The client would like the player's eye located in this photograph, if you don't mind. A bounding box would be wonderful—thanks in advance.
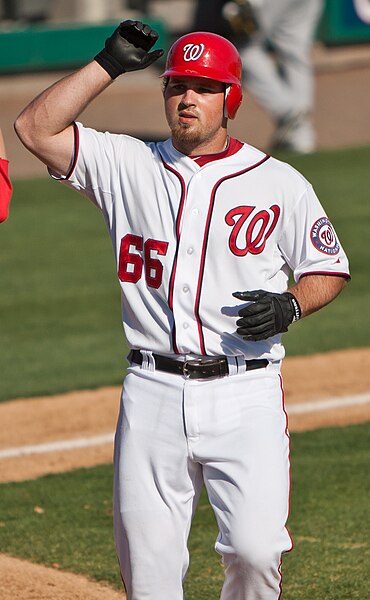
[197,85,221,94]
[171,83,186,92]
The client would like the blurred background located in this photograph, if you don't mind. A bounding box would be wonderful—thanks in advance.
[0,0,370,177]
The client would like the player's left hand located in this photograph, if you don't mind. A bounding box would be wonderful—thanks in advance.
[232,290,301,341]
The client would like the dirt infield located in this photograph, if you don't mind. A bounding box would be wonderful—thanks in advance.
[0,554,124,600]
[0,348,370,482]
[1,348,370,484]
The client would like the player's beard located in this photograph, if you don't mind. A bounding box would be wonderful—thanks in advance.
[171,123,203,148]
[170,118,225,155]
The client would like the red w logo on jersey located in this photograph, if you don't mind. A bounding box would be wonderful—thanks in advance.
[225,205,280,256]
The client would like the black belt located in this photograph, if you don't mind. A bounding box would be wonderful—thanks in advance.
[128,349,268,380]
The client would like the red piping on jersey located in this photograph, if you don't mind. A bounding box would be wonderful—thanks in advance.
[195,153,270,354]
[65,122,80,180]
[161,159,187,354]
[299,271,351,280]
[278,374,294,599]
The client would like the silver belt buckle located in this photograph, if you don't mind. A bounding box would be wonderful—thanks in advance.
[182,361,189,378]
[182,357,222,379]
[182,359,200,379]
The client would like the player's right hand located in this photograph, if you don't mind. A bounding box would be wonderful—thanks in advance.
[94,20,164,79]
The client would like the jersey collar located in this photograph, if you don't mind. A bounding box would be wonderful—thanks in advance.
[189,137,243,166]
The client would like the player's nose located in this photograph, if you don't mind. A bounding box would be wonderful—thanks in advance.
[179,88,197,106]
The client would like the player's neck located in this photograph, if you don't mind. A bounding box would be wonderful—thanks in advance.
[172,130,229,157]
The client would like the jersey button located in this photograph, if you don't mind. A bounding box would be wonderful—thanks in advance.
[182,285,189,293]
[183,323,189,329]
[192,208,199,216]
[187,247,194,255]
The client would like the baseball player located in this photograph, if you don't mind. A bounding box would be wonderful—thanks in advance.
[0,128,12,222]
[15,21,350,600]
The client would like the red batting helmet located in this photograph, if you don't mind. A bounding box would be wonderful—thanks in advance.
[161,31,243,119]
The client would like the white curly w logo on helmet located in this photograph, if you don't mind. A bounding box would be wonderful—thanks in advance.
[183,43,205,61]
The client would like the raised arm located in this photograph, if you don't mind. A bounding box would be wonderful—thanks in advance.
[14,63,111,176]
[14,20,163,177]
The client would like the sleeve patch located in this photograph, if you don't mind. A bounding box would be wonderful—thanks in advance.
[310,217,340,255]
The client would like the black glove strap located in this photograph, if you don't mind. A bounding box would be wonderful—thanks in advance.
[286,292,301,322]
[94,48,127,79]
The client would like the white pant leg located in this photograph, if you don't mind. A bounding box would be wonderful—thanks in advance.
[185,368,292,600]
[113,366,203,600]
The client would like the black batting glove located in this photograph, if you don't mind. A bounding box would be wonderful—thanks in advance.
[233,289,301,341]
[94,20,164,79]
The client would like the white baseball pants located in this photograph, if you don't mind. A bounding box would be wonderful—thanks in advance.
[113,360,292,599]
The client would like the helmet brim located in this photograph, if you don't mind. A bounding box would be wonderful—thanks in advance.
[160,67,241,88]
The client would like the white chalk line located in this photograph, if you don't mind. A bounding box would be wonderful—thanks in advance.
[0,392,369,460]
[286,391,370,415]
[0,433,115,459]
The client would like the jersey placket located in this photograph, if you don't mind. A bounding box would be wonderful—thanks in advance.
[171,172,212,355]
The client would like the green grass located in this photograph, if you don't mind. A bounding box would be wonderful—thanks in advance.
[0,145,369,400]
[0,179,125,401]
[0,465,117,585]
[0,422,368,598]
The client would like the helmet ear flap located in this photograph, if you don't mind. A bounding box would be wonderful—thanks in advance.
[225,84,243,119]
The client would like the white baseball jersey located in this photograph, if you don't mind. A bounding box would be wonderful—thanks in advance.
[58,122,350,362]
